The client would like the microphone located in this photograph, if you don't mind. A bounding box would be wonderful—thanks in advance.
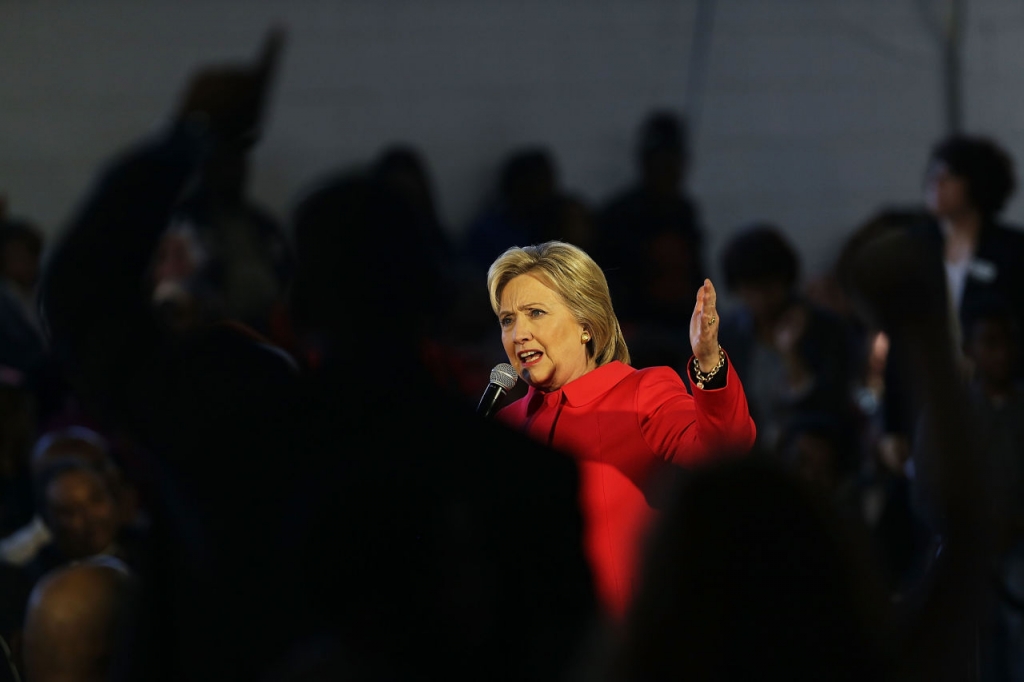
[477,363,518,418]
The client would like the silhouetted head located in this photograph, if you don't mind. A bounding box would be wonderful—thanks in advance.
[22,559,136,682]
[777,412,853,494]
[548,194,596,250]
[373,145,440,226]
[612,456,890,682]
[925,134,1016,221]
[290,172,442,372]
[962,293,1020,390]
[835,207,948,334]
[635,110,689,197]
[498,148,559,216]
[721,223,800,324]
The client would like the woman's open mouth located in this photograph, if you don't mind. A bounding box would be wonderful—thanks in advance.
[518,349,543,367]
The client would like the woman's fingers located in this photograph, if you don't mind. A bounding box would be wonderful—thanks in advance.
[703,279,717,327]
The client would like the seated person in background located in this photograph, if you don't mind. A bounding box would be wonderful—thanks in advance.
[776,410,860,516]
[717,222,856,455]
[956,294,1024,682]
[959,294,1024,546]
[21,557,136,682]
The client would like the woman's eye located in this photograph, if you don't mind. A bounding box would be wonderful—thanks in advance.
[500,316,513,327]
[529,309,545,318]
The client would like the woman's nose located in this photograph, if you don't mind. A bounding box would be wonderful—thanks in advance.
[513,319,532,342]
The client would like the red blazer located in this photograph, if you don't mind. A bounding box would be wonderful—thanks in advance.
[497,358,755,618]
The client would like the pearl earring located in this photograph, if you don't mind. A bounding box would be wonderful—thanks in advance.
[581,332,591,343]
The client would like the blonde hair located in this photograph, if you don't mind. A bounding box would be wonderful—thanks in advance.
[487,241,630,367]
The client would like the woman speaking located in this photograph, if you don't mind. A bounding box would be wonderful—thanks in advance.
[487,241,756,618]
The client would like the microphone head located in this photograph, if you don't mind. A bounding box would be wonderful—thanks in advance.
[490,363,518,390]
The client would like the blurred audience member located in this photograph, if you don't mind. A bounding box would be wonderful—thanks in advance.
[608,456,892,682]
[21,558,136,682]
[921,134,1024,346]
[148,221,209,335]
[958,295,1024,681]
[552,192,598,253]
[717,222,856,455]
[835,210,941,597]
[594,109,707,370]
[39,32,305,681]
[462,146,563,272]
[167,130,294,339]
[777,410,859,512]
[371,143,454,268]
[0,426,132,568]
[288,170,597,680]
[368,143,505,404]
[960,295,1024,537]
[22,458,136,585]
[0,214,46,385]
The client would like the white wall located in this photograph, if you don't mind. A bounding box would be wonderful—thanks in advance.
[3,0,1024,284]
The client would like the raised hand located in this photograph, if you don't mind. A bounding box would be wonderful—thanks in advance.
[689,278,721,372]
[176,25,286,147]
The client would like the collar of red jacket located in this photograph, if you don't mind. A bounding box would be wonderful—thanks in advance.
[524,360,635,408]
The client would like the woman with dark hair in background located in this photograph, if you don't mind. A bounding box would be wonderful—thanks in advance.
[922,133,1024,350]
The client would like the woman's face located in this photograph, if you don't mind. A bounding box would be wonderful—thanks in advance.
[925,160,972,218]
[498,273,595,391]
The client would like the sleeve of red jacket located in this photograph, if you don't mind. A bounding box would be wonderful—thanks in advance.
[637,353,756,466]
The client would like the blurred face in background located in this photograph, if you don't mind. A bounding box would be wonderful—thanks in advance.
[790,433,839,493]
[966,317,1018,389]
[925,161,972,218]
[45,468,119,560]
[735,278,790,328]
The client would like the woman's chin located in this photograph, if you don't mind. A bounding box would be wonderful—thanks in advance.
[522,368,542,388]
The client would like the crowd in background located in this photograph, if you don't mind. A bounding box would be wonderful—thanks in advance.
[0,37,1022,681]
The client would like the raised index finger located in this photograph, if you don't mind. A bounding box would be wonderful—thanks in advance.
[253,25,286,84]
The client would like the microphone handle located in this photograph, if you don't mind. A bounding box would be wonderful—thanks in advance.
[477,382,508,418]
